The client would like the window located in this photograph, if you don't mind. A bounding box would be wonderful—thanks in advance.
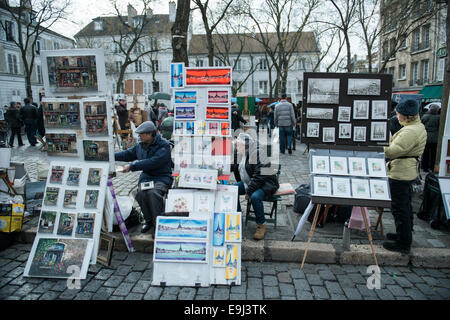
[36,64,42,83]
[389,38,396,59]
[115,61,122,73]
[382,41,389,60]
[297,80,303,94]
[36,40,41,54]
[422,25,430,49]
[399,64,406,80]
[152,60,159,72]
[412,28,420,51]
[259,58,267,70]
[389,67,395,81]
[94,20,103,31]
[5,21,14,42]
[135,60,142,73]
[214,59,223,67]
[53,42,60,50]
[412,62,419,84]
[437,58,445,82]
[422,59,429,84]
[7,53,19,74]
[233,80,243,93]
[152,81,160,92]
[298,58,306,70]
[234,59,242,71]
[259,81,268,94]
[399,35,407,49]
[195,59,204,67]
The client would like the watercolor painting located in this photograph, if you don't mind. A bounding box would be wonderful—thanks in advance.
[208,90,230,104]
[213,248,226,267]
[57,212,75,236]
[44,187,59,206]
[154,240,208,263]
[75,212,95,238]
[225,244,239,280]
[38,211,57,234]
[174,90,196,104]
[170,63,184,88]
[156,217,208,239]
[84,190,99,209]
[213,212,225,247]
[66,167,81,186]
[87,168,102,186]
[50,166,64,184]
[166,191,194,213]
[225,213,241,242]
[63,190,78,209]
[185,67,232,86]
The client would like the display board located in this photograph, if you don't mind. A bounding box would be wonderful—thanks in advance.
[302,72,393,146]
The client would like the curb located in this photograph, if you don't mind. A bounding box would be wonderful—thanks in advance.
[18,226,450,268]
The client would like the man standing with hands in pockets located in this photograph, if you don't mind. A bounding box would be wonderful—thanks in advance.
[274,93,296,154]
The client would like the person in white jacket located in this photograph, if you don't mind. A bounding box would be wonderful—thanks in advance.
[274,93,296,154]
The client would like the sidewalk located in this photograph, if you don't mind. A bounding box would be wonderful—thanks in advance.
[10,137,450,268]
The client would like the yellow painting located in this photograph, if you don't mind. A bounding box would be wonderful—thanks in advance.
[225,244,238,280]
[225,213,241,242]
[213,248,225,267]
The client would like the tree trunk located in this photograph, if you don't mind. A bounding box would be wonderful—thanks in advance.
[116,64,128,94]
[171,0,191,65]
[206,30,215,66]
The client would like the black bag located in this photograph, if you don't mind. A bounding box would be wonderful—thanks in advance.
[417,172,448,230]
[293,184,311,214]
[0,233,14,252]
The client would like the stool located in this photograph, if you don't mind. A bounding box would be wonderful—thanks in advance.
[245,195,281,228]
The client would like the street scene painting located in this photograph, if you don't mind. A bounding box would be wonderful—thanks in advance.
[175,106,196,120]
[84,190,99,209]
[66,167,81,186]
[206,106,230,120]
[155,217,208,239]
[75,212,95,238]
[349,157,367,176]
[174,90,196,104]
[63,190,78,209]
[44,187,59,206]
[57,212,75,236]
[307,78,340,104]
[313,176,331,196]
[185,67,232,86]
[170,63,184,88]
[154,240,208,263]
[46,134,78,157]
[207,90,230,104]
[84,101,108,136]
[348,78,381,96]
[83,140,109,162]
[43,102,80,128]
[38,211,57,234]
[50,165,64,184]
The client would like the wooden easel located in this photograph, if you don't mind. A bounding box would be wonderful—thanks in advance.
[300,203,379,270]
[0,171,18,196]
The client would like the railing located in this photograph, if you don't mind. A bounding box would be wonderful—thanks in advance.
[411,41,430,53]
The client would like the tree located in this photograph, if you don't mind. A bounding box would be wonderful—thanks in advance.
[171,0,191,65]
[355,0,379,73]
[0,0,70,100]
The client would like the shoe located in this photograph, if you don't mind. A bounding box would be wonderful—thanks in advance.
[382,241,410,254]
[18,144,24,147]
[9,144,13,148]
[253,223,266,240]
[386,233,398,241]
[141,223,153,234]
[288,148,292,154]
[31,143,36,146]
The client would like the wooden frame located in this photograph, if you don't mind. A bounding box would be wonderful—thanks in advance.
[97,232,115,267]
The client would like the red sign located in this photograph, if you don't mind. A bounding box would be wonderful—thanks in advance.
[185,68,232,86]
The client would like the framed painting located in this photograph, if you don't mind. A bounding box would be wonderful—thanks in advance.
[306,108,333,120]
[370,122,387,141]
[213,212,225,247]
[337,106,351,122]
[225,213,241,242]
[185,67,232,86]
[353,126,367,142]
[307,78,340,104]
[330,156,348,175]
[311,155,330,174]
[338,123,352,140]
[170,63,184,88]
[332,177,351,198]
[348,78,381,96]
[220,122,231,136]
[175,105,196,120]
[207,90,231,105]
[351,178,371,199]
[207,121,219,136]
[185,121,195,135]
[313,176,331,196]
[206,106,230,121]
[155,217,209,240]
[153,240,208,263]
[369,179,390,200]
[213,247,226,267]
[87,168,102,186]
[194,121,207,136]
[84,101,108,136]
[372,100,388,119]
[174,121,185,135]
[215,190,238,213]
[348,157,367,176]
[174,90,196,104]
[306,122,319,138]
[322,127,335,143]
[367,158,387,177]
[353,100,370,119]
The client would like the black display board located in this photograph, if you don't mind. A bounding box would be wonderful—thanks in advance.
[302,72,393,146]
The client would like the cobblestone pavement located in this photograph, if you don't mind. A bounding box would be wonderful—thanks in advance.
[0,243,449,301]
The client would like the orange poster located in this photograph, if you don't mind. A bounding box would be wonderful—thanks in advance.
[185,68,232,86]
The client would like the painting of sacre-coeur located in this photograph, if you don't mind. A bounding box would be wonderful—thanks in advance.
[370,122,387,141]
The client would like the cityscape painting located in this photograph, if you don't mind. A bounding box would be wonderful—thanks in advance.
[307,78,340,104]
[154,240,208,263]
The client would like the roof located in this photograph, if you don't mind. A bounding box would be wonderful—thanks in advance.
[74,14,172,39]
[189,32,320,55]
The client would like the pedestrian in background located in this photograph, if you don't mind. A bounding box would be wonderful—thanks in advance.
[420,104,440,172]
[20,98,38,146]
[231,103,247,131]
[274,93,296,154]
[5,101,24,147]
[267,105,275,137]
[35,102,45,138]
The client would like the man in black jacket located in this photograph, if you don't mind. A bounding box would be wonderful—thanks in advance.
[5,101,24,147]
[233,133,279,240]
[20,98,38,146]
[231,103,247,131]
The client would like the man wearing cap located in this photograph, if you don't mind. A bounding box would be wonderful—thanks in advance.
[115,121,173,234]
[383,99,427,254]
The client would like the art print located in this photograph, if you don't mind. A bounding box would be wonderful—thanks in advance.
[166,190,194,213]
[174,121,184,135]
[63,190,78,209]
[87,168,102,186]
[174,136,192,155]
[372,100,388,119]
[179,169,218,190]
[84,101,108,135]
[174,90,196,104]
[57,212,75,236]
[213,248,226,267]
[338,106,351,122]
[306,108,333,120]
[311,156,330,174]
[225,213,241,242]
[213,212,225,246]
[46,134,78,157]
[369,179,390,200]
[339,123,352,139]
[307,78,340,104]
[194,191,215,214]
[154,240,208,263]
[225,244,239,280]
[76,212,95,238]
[156,217,208,239]
[307,122,319,138]
[185,121,195,135]
[313,176,331,196]
[44,187,59,206]
[174,153,192,172]
[208,90,230,104]
[215,191,238,213]
[367,158,387,177]
[330,157,348,175]
[193,137,212,156]
[66,167,81,186]
[206,106,230,120]
[195,121,207,135]
[83,140,109,162]
[185,67,232,86]
[170,63,184,88]
[175,106,196,120]
[322,127,335,143]
[347,78,381,96]
[43,101,80,128]
[348,157,367,176]
[353,100,370,119]
[353,126,367,142]
[220,122,231,136]
[351,178,371,199]
[38,211,57,234]
[332,177,351,197]
[25,238,92,279]
[50,166,64,184]
[208,122,219,136]
[211,156,231,175]
[84,190,99,209]
[370,122,387,141]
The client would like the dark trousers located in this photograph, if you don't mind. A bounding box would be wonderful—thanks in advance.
[389,178,414,248]
[421,143,437,171]
[235,181,267,224]
[279,126,293,153]
[9,127,23,146]
[135,182,169,226]
[25,123,37,145]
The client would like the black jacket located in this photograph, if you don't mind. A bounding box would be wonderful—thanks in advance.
[5,106,22,128]
[233,147,279,197]
[231,106,247,130]
[37,105,45,136]
[20,103,38,125]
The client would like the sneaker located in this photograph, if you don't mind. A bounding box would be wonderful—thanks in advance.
[288,148,292,154]
[253,224,266,240]
[382,241,410,254]
[386,233,398,241]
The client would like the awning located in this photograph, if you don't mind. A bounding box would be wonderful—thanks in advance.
[393,90,420,94]
[419,84,443,102]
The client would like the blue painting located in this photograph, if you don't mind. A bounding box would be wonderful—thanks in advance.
[154,240,207,263]
[174,91,197,104]
[213,212,225,246]
[171,63,184,88]
[156,217,208,239]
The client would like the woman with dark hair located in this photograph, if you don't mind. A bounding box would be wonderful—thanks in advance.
[420,104,440,172]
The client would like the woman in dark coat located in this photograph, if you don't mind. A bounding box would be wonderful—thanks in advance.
[421,104,440,172]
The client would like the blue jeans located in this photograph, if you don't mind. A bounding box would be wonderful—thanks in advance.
[235,181,266,224]
[279,126,293,153]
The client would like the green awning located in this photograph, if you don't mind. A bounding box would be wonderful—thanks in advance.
[418,84,443,102]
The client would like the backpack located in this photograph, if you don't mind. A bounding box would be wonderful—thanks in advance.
[417,172,449,230]
[293,184,311,214]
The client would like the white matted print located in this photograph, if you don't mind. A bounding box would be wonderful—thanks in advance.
[313,176,332,196]
[153,240,208,264]
[348,157,367,176]
[338,106,351,122]
[332,177,351,197]
[155,217,209,240]
[215,190,238,213]
[353,126,367,142]
[330,157,348,175]
[372,100,388,119]
[213,247,226,267]
[307,122,320,138]
[307,78,340,104]
[351,178,371,199]
[225,213,241,242]
[178,168,217,190]
[367,158,387,177]
[370,122,387,141]
[353,100,370,119]
[311,156,330,174]
[165,189,195,213]
[369,179,390,200]
[322,127,335,143]
[348,78,381,96]
[306,108,333,120]
[339,123,352,139]
[193,191,215,214]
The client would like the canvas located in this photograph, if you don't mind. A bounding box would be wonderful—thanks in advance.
[213,247,226,267]
[213,212,225,246]
[313,176,331,196]
[44,187,60,206]
[330,156,348,175]
[185,67,232,86]
[57,212,76,236]
[174,90,196,104]
[83,140,109,162]
[50,166,64,184]
[332,177,351,198]
[63,190,78,209]
[155,217,208,239]
[307,78,340,104]
[367,158,387,177]
[154,240,208,263]
[76,212,96,238]
[311,156,330,174]
[38,211,57,234]
[348,157,367,176]
[225,244,239,280]
[225,213,241,242]
[84,190,99,209]
[369,179,390,200]
[166,190,195,213]
[170,63,184,88]
[208,90,230,104]
[66,167,81,186]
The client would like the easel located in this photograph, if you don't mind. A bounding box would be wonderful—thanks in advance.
[0,171,18,196]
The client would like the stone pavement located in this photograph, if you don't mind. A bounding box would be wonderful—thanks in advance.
[0,242,449,300]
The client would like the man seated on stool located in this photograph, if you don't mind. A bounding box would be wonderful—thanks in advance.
[233,133,279,240]
[115,121,173,234]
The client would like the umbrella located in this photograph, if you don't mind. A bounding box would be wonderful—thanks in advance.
[148,92,171,100]
[255,98,262,102]
[268,101,279,107]
[231,97,237,103]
